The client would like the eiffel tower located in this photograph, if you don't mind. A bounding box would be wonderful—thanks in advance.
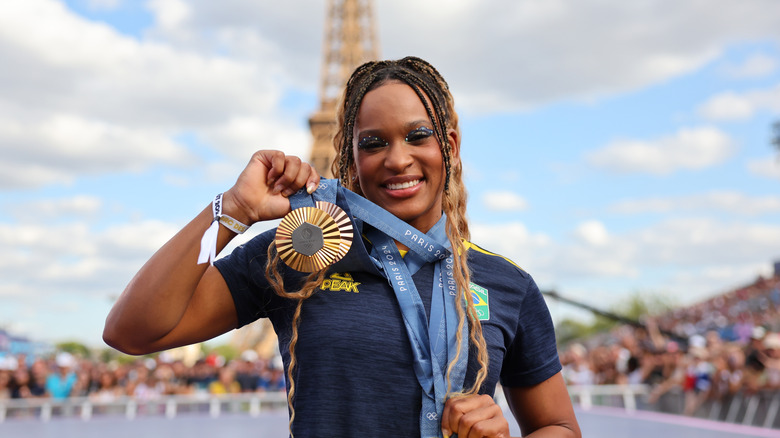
[223,1,380,360]
[308,0,380,177]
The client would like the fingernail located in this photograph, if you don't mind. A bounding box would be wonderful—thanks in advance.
[306,182,316,194]
[272,184,283,194]
[281,188,294,197]
[442,429,450,438]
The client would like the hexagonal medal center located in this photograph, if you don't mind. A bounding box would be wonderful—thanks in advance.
[291,222,324,256]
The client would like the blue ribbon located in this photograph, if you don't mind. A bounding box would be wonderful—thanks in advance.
[290,179,449,263]
[289,179,468,437]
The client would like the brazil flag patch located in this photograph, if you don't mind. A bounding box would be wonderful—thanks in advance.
[469,282,490,321]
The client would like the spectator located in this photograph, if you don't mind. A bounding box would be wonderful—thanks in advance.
[10,367,45,398]
[130,364,164,402]
[90,370,122,403]
[743,326,767,393]
[209,365,241,395]
[235,353,261,392]
[0,368,12,399]
[187,359,217,394]
[1,268,778,422]
[710,345,744,398]
[562,344,595,386]
[761,332,780,389]
[682,344,713,416]
[45,352,78,400]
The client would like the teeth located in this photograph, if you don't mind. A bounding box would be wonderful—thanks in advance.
[386,180,420,190]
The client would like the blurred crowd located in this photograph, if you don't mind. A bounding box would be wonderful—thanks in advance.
[2,273,779,421]
[561,274,780,416]
[0,350,285,403]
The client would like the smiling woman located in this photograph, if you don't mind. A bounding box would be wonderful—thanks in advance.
[351,81,456,233]
[103,56,581,438]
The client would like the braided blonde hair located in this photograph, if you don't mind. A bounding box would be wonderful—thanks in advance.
[266,56,489,434]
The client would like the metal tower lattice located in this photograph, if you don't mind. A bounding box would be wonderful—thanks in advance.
[309,0,379,177]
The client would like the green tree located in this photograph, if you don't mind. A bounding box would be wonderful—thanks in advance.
[554,291,676,345]
[615,291,676,320]
[56,341,90,358]
[202,343,239,362]
[555,318,599,346]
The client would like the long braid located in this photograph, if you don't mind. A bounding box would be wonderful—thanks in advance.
[264,244,328,438]
[271,57,489,436]
[333,56,490,396]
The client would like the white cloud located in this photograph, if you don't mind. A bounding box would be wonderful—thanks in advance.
[0,218,180,305]
[142,0,322,90]
[99,220,184,257]
[200,116,311,162]
[668,262,776,301]
[724,53,778,78]
[699,83,780,121]
[586,127,735,175]
[0,204,272,345]
[470,222,552,270]
[376,0,780,112]
[0,161,73,189]
[472,220,637,280]
[747,155,780,180]
[147,0,191,31]
[610,191,780,216]
[574,220,609,246]
[119,0,780,112]
[10,195,103,222]
[482,191,528,212]
[2,0,777,191]
[0,114,194,188]
[0,7,279,127]
[632,218,780,266]
[697,92,757,120]
[471,216,780,306]
[0,0,303,189]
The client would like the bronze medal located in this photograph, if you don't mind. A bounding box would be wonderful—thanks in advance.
[275,201,353,272]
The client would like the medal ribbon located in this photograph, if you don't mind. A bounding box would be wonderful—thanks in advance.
[290,179,449,263]
[290,179,468,437]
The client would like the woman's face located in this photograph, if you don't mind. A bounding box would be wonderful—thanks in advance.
[352,81,458,233]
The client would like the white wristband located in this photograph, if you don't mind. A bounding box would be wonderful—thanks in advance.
[197,193,249,265]
[219,214,249,234]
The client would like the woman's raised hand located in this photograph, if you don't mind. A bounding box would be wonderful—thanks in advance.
[221,150,321,225]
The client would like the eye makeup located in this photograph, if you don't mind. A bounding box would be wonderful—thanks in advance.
[357,135,389,150]
[356,126,435,150]
[405,126,434,142]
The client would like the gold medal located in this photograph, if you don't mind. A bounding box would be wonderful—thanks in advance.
[275,201,353,272]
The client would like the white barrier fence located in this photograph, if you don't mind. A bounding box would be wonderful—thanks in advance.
[566,384,780,430]
[567,383,651,412]
[0,392,289,422]
[2,385,779,430]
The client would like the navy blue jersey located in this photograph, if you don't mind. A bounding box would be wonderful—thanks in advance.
[215,229,560,436]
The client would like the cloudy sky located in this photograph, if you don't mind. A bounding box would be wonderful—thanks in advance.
[2,0,780,348]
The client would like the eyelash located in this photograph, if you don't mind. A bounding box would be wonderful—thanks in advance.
[405,126,434,143]
[357,136,388,150]
[357,127,435,150]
